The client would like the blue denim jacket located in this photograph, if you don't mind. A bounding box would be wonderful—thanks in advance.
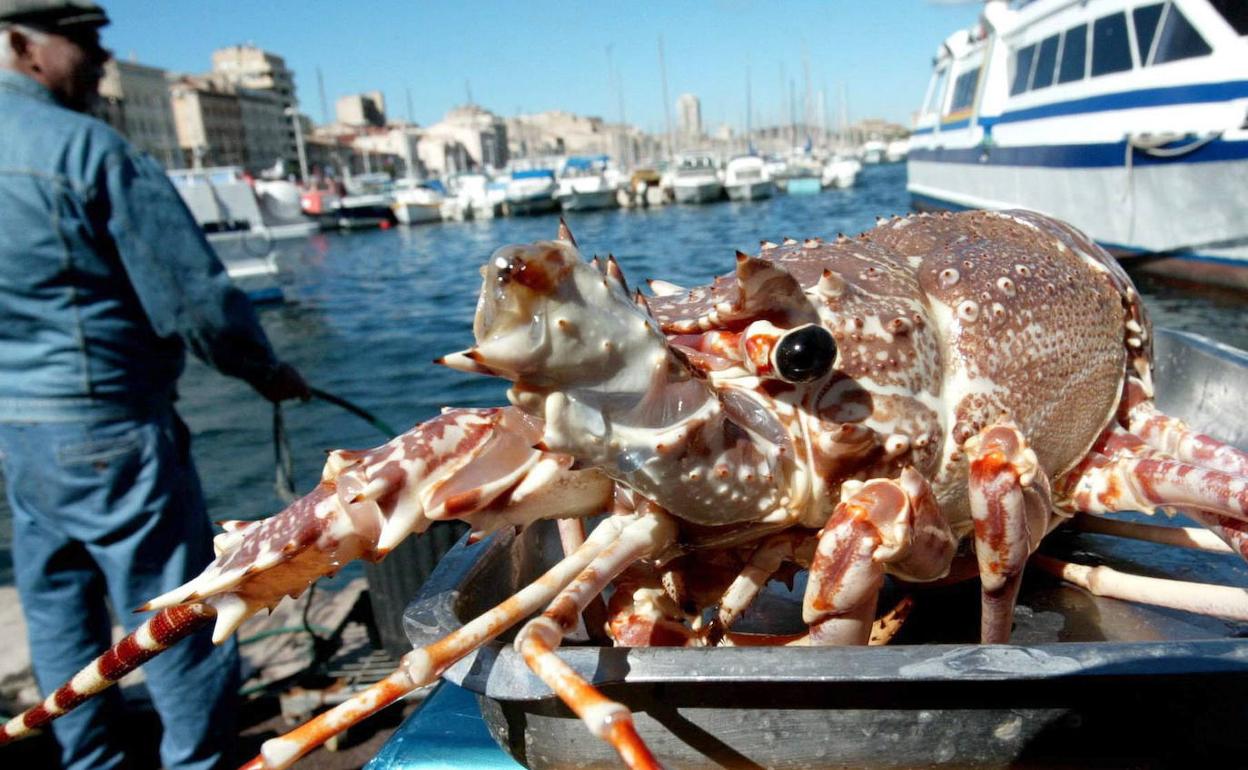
[0,70,280,422]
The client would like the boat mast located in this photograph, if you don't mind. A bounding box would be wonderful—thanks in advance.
[745,63,752,154]
[658,35,674,158]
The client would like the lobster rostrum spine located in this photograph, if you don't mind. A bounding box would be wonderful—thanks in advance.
[4,212,1248,770]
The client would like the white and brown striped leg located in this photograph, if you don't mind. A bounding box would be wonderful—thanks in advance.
[0,604,215,745]
[966,424,1057,644]
[1068,455,1248,524]
[803,467,957,645]
[703,532,806,645]
[243,514,636,770]
[1127,398,1248,477]
[515,508,678,770]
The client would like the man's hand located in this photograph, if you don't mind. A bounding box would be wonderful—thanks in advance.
[258,361,312,403]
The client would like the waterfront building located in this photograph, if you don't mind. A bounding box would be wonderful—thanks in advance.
[169,75,247,169]
[210,45,300,171]
[233,84,289,175]
[420,105,508,176]
[94,59,180,168]
[336,92,386,128]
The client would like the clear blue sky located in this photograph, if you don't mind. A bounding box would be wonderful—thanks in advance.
[98,1,982,131]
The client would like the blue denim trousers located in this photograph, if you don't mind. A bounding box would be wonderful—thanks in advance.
[0,404,239,770]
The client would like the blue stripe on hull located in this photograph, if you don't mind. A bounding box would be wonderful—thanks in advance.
[912,80,1248,136]
[907,191,1247,268]
[908,137,1248,168]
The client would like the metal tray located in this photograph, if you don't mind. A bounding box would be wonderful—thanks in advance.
[401,330,1248,769]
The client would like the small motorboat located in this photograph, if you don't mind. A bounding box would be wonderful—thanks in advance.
[723,155,775,202]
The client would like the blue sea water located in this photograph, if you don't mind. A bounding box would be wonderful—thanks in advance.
[0,163,1245,585]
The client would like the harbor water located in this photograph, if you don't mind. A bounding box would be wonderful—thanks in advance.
[1,163,1245,584]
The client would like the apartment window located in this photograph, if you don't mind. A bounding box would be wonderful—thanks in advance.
[1092,12,1132,76]
[1010,44,1036,95]
[949,67,980,113]
[1058,24,1088,83]
[1032,34,1060,90]
[1153,5,1212,63]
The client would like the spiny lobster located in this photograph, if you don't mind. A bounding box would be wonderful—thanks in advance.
[4,211,1247,769]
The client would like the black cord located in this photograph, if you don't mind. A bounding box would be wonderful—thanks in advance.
[308,386,399,439]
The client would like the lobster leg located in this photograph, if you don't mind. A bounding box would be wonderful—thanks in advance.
[1067,456,1248,522]
[1128,399,1248,477]
[705,532,803,644]
[1032,554,1248,621]
[1070,513,1234,554]
[966,424,1056,644]
[803,467,956,645]
[244,513,637,770]
[514,508,677,770]
[0,604,215,744]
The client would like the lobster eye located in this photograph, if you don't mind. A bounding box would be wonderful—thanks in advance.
[774,324,837,383]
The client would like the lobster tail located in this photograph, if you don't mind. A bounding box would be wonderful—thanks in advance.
[0,603,215,745]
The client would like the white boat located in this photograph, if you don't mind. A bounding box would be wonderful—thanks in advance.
[168,166,319,242]
[908,0,1248,289]
[167,167,315,303]
[441,173,504,220]
[505,168,559,216]
[822,155,862,189]
[860,139,887,164]
[671,153,724,204]
[555,155,618,212]
[392,178,446,225]
[885,138,910,163]
[723,155,775,201]
[334,172,397,229]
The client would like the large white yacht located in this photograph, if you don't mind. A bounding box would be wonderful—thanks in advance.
[908,0,1248,288]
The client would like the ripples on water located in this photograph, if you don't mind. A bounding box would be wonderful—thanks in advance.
[0,163,1244,582]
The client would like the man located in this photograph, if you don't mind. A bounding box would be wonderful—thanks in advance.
[0,2,310,768]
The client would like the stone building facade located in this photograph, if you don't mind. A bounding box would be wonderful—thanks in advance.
[95,60,180,168]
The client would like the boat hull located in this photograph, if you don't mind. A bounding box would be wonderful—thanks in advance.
[558,188,618,212]
[673,180,724,204]
[393,201,443,225]
[506,194,559,216]
[726,180,775,201]
[784,176,822,196]
[908,139,1248,289]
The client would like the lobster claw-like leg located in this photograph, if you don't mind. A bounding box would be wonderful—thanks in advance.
[0,406,614,754]
[513,505,678,770]
[967,424,1057,644]
[802,467,957,645]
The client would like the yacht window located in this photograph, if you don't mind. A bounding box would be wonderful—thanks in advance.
[1031,34,1060,90]
[1133,4,1164,63]
[1010,44,1036,95]
[1092,12,1132,76]
[1153,5,1212,63]
[1058,24,1088,83]
[949,68,980,113]
[926,67,950,114]
[1210,0,1248,35]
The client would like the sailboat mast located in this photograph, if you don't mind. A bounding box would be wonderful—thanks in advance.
[658,35,674,158]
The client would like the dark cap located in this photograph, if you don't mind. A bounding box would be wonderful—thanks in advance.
[0,0,109,30]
